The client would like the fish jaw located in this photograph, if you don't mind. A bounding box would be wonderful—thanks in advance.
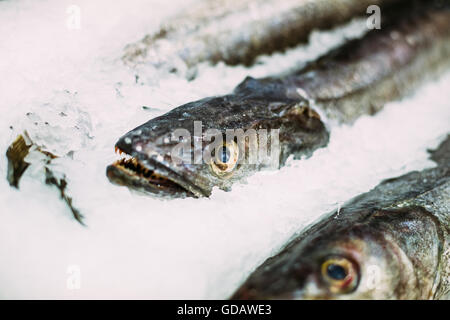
[106,133,212,198]
[106,162,197,198]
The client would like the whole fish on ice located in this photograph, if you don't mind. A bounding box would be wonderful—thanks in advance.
[108,1,450,198]
[231,135,450,300]
[123,0,405,77]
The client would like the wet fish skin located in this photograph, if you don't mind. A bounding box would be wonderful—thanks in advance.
[231,136,450,300]
[284,0,450,122]
[123,0,404,76]
[108,1,450,198]
[108,93,329,198]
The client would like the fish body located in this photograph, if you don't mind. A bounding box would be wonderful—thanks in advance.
[123,0,405,76]
[285,1,450,122]
[231,136,450,300]
[108,1,450,198]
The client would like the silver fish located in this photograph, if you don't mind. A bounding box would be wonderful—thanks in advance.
[231,135,450,300]
[123,0,405,77]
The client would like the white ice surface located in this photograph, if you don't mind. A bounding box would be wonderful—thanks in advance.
[0,0,449,299]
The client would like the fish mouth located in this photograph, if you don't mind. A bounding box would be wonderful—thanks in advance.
[106,146,205,198]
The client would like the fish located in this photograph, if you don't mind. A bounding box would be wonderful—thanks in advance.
[230,135,450,300]
[107,0,450,198]
[123,0,405,77]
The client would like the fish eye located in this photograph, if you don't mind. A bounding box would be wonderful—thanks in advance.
[321,256,359,294]
[219,146,231,163]
[210,141,239,176]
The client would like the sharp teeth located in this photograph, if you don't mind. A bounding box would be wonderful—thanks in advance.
[114,150,156,179]
[115,147,126,156]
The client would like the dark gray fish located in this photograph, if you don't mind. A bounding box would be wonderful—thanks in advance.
[123,0,404,77]
[231,135,450,300]
[108,1,450,198]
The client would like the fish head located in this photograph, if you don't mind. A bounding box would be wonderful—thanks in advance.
[107,87,328,198]
[231,207,439,300]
